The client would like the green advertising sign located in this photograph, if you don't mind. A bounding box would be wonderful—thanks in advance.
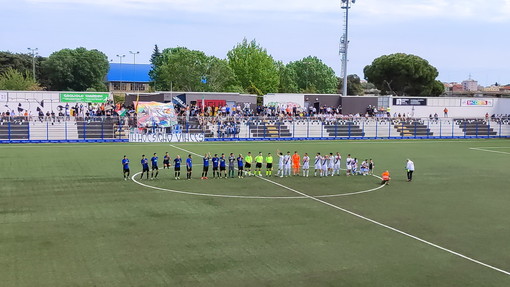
[59,93,109,103]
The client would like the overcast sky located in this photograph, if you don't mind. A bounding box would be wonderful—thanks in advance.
[1,0,509,86]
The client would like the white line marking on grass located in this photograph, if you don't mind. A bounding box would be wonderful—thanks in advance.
[128,144,386,199]
[469,147,510,155]
[169,144,510,277]
[131,171,386,199]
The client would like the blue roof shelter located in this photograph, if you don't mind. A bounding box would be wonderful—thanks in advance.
[107,63,151,83]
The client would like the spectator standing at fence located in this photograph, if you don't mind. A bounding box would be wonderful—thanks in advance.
[406,159,415,182]
[443,108,448,117]
[150,153,159,180]
[174,155,182,179]
[122,155,130,180]
[186,155,193,180]
[140,155,149,180]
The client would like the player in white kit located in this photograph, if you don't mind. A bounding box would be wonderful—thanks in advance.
[333,152,342,176]
[314,153,322,177]
[277,151,284,177]
[327,153,335,176]
[321,155,328,177]
[346,154,353,176]
[283,151,291,177]
[302,153,310,177]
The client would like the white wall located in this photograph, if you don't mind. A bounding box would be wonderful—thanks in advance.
[263,93,305,109]
[0,91,112,116]
[389,97,510,118]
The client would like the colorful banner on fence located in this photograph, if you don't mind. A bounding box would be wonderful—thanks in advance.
[136,101,177,128]
[59,92,109,103]
[461,99,493,107]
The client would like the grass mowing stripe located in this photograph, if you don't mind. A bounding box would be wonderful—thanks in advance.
[170,144,510,278]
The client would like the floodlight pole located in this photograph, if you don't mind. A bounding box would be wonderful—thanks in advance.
[129,51,139,93]
[340,0,355,97]
[27,48,38,80]
[116,54,126,91]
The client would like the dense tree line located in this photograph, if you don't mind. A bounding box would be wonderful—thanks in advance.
[0,48,109,91]
[149,39,342,95]
[1,42,448,97]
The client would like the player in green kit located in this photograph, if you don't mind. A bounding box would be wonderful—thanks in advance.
[244,152,253,176]
[265,153,273,177]
[254,152,263,176]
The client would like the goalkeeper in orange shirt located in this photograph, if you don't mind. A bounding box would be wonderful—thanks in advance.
[292,151,301,176]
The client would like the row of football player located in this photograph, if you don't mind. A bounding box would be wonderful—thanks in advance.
[122,152,375,180]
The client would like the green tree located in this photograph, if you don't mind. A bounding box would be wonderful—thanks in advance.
[363,53,443,96]
[149,44,162,90]
[338,74,364,95]
[277,61,299,93]
[206,57,243,93]
[0,68,41,90]
[227,38,279,95]
[286,56,338,94]
[151,47,242,92]
[42,47,109,91]
[0,51,46,85]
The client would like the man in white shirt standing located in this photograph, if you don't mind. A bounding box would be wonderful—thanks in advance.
[406,159,415,182]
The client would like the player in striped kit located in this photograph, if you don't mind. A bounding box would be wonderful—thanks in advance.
[321,154,328,177]
[302,153,310,177]
[333,152,342,176]
[314,153,322,177]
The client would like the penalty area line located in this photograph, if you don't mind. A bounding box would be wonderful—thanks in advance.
[170,144,510,277]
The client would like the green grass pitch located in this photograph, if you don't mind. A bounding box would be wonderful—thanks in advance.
[1,139,510,286]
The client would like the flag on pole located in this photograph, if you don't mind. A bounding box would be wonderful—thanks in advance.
[135,93,140,112]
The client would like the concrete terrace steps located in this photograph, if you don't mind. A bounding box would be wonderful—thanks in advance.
[393,121,434,137]
[323,122,365,137]
[455,120,498,136]
[29,120,79,140]
[0,121,29,140]
[248,121,292,138]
